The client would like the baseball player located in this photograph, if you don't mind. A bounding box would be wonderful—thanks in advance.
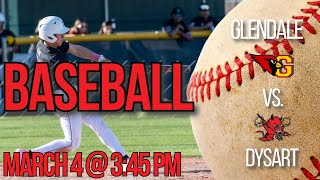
[15,16,129,161]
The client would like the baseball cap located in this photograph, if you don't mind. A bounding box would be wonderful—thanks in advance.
[171,7,184,17]
[199,3,210,11]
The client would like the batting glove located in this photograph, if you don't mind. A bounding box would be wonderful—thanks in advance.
[98,55,111,62]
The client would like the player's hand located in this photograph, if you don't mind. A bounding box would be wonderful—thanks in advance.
[177,24,184,31]
[178,32,192,41]
[97,55,111,62]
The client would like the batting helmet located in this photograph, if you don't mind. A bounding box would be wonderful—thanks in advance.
[38,16,69,43]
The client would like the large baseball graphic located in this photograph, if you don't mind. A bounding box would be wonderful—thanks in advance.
[188,0,320,179]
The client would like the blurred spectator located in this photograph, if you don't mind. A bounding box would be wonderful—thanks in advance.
[163,7,192,41]
[162,7,192,101]
[78,21,89,34]
[68,18,82,34]
[68,19,89,34]
[0,12,18,63]
[98,21,113,35]
[25,23,39,68]
[189,3,217,31]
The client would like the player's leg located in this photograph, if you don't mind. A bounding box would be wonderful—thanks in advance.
[82,112,128,156]
[30,111,83,153]
[16,88,83,154]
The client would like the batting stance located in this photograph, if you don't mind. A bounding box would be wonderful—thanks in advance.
[15,16,129,160]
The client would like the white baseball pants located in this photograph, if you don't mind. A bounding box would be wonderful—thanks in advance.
[31,89,127,156]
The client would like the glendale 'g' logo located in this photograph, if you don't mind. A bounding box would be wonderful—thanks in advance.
[251,55,294,77]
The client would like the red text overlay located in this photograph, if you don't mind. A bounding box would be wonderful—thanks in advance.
[4,62,193,111]
[3,151,181,178]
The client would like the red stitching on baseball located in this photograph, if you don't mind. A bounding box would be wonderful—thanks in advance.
[200,70,207,102]
[234,57,245,86]
[254,44,267,55]
[187,1,320,103]
[289,23,305,44]
[207,68,214,100]
[215,65,223,97]
[294,156,320,180]
[255,39,294,57]
[244,53,255,79]
[225,62,233,92]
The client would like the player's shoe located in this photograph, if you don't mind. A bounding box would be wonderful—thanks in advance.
[122,155,129,172]
[15,149,29,153]
[15,149,29,161]
[15,149,31,176]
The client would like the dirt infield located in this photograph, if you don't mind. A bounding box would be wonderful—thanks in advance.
[0,157,214,179]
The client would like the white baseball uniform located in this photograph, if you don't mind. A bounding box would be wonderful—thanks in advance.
[32,40,127,156]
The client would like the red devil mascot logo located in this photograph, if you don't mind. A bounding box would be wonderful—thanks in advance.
[254,114,291,141]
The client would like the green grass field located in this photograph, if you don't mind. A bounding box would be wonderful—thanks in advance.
[0,112,200,162]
